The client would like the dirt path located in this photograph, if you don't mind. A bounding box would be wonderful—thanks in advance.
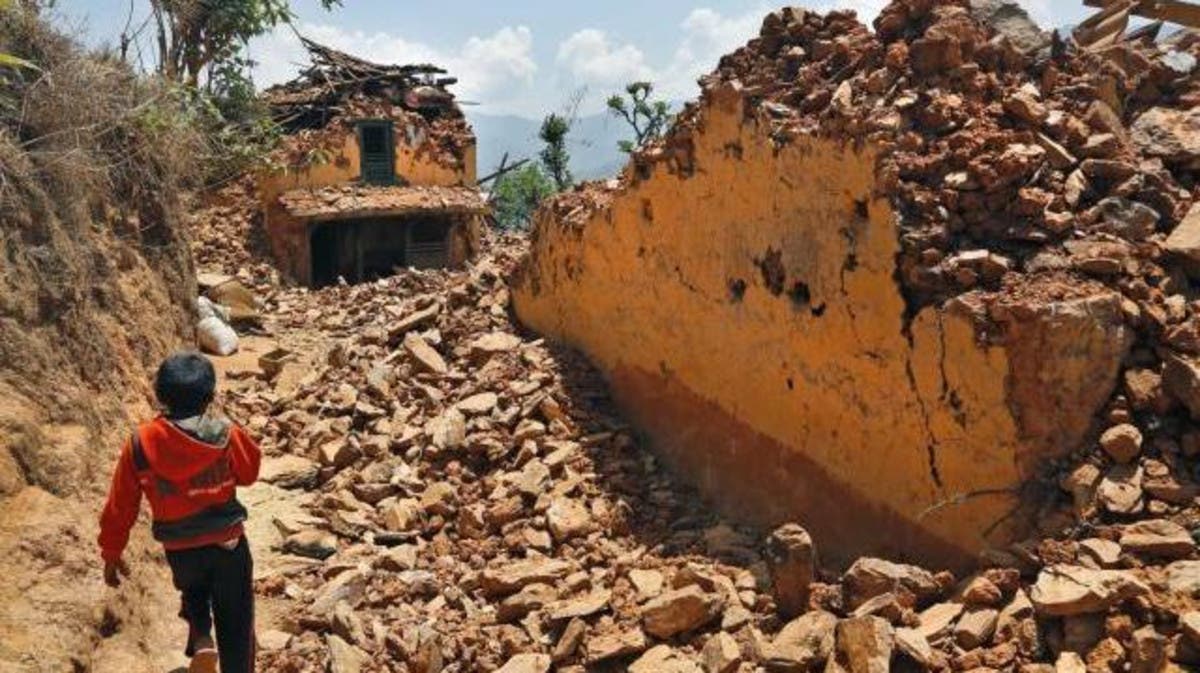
[81,330,328,672]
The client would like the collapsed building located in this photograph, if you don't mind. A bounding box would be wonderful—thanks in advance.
[514,0,1200,569]
[260,40,484,287]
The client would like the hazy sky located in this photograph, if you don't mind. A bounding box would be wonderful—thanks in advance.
[54,1,1094,118]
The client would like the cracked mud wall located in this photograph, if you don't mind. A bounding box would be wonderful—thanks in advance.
[513,90,1130,568]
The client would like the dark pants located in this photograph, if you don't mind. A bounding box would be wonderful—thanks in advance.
[165,537,256,673]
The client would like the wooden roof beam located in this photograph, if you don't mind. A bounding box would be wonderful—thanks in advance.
[1083,0,1200,28]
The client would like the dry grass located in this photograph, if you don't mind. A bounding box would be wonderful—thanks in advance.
[0,3,196,452]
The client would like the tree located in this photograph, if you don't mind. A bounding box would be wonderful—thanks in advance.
[607,81,672,153]
[538,112,573,191]
[147,0,340,86]
[491,163,556,230]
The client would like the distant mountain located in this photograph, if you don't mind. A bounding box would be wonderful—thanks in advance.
[466,110,632,182]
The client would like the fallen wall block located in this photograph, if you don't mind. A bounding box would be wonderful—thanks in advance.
[514,89,1132,568]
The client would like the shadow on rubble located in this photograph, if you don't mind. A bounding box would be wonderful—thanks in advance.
[541,340,767,572]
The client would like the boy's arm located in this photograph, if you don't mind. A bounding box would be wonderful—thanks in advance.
[229,425,262,486]
[97,439,142,564]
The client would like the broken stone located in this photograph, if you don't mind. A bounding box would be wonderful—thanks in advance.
[894,627,935,669]
[766,523,817,618]
[259,454,320,489]
[455,391,498,415]
[1180,612,1200,646]
[1055,652,1087,673]
[404,333,448,374]
[327,634,367,673]
[629,568,665,599]
[425,408,466,451]
[1029,565,1149,616]
[382,498,423,533]
[916,601,964,642]
[1129,625,1167,673]
[1164,354,1200,418]
[629,645,703,673]
[481,558,571,597]
[419,481,457,517]
[377,544,418,572]
[585,628,647,665]
[833,616,894,673]
[1097,464,1144,515]
[310,570,367,617]
[1078,538,1122,568]
[1165,204,1200,266]
[773,610,837,666]
[1124,369,1171,414]
[1004,91,1046,125]
[495,653,551,673]
[1099,424,1143,464]
[702,632,741,673]
[469,331,522,359]
[547,590,611,621]
[640,586,723,638]
[319,439,360,469]
[389,302,440,340]
[546,497,591,541]
[1095,197,1159,240]
[961,576,1003,607]
[1119,519,1196,559]
[552,618,587,663]
[844,557,940,609]
[1131,107,1200,165]
[1168,561,1200,597]
[955,607,999,650]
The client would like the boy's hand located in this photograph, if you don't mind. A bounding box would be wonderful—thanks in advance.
[103,558,130,587]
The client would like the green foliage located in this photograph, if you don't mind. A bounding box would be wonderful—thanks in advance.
[606,81,672,153]
[150,0,342,85]
[538,112,573,191]
[0,52,34,69]
[491,163,555,230]
[132,77,280,187]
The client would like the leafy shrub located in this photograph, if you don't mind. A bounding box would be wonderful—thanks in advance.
[492,163,556,230]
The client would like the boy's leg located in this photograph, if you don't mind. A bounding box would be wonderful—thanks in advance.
[165,547,215,657]
[210,537,256,673]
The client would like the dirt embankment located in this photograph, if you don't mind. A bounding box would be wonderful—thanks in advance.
[0,7,197,671]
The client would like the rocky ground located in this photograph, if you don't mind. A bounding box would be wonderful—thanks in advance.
[189,174,1200,673]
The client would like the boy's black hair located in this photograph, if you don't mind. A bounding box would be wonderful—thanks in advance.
[155,352,216,418]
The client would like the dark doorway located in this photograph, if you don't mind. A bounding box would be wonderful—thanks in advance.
[309,216,453,287]
[357,120,395,185]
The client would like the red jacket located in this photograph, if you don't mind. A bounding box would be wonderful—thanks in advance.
[98,415,261,563]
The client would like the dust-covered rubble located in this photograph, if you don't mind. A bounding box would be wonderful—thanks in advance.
[180,0,1200,671]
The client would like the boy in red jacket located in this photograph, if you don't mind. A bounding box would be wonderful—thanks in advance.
[99,352,262,673]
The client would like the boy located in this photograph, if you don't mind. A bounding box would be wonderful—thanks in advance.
[99,352,262,673]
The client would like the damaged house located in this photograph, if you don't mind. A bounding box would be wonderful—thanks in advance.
[260,39,484,287]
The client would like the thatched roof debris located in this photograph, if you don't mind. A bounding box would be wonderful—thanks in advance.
[263,36,462,133]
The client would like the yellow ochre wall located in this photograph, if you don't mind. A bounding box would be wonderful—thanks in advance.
[259,128,477,284]
[512,87,1129,569]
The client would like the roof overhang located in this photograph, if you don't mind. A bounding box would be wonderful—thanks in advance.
[279,185,489,221]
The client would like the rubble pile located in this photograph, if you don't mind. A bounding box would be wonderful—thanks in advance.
[182,1,1200,671]
[189,178,281,290]
[191,220,778,671]
[508,0,1200,670]
[191,201,1200,672]
[550,0,1200,315]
